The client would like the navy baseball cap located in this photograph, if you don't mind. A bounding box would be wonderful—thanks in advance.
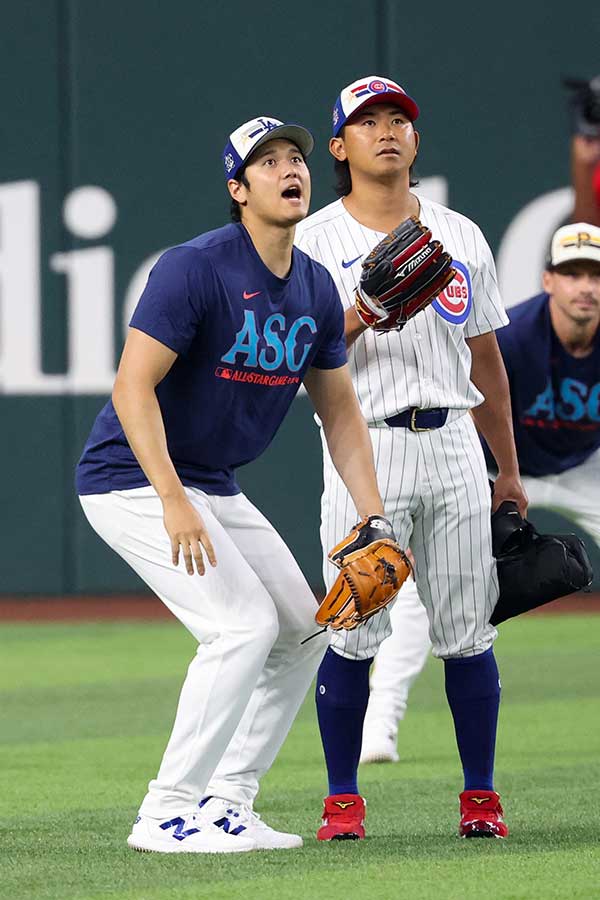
[223,116,314,180]
[332,76,419,137]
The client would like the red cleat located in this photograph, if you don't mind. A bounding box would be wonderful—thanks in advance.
[459,790,509,839]
[317,794,366,841]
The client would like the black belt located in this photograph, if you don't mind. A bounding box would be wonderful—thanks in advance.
[384,407,449,432]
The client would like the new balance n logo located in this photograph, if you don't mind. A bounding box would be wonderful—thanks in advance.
[159,816,201,841]
[214,814,247,836]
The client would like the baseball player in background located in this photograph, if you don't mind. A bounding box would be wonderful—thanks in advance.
[295,76,528,840]
[486,223,600,538]
[354,222,600,770]
[77,115,392,854]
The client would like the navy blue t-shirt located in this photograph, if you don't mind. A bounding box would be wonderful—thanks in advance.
[483,293,600,476]
[76,223,346,495]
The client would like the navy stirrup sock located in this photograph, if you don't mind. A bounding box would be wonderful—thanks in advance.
[315,647,372,796]
[444,647,501,791]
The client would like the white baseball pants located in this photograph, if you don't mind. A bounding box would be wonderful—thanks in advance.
[521,447,600,547]
[320,412,499,660]
[80,486,327,815]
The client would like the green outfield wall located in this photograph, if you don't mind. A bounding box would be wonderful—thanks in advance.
[1,1,599,594]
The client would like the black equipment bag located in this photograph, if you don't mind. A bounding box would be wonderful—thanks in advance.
[489,501,594,626]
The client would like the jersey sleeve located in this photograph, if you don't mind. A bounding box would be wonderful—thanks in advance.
[309,273,347,370]
[129,246,209,355]
[464,227,509,338]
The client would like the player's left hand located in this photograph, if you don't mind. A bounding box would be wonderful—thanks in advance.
[355,217,456,331]
[162,494,217,576]
[315,516,411,631]
[491,472,528,518]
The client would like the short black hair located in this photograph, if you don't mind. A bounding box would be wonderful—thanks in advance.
[230,168,250,222]
[333,158,419,197]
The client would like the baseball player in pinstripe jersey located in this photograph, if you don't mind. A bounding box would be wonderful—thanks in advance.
[356,222,600,769]
[295,76,528,839]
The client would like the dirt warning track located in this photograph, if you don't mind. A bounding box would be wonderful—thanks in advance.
[0,592,599,622]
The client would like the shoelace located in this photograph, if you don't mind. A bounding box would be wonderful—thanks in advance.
[201,800,269,830]
[233,805,266,828]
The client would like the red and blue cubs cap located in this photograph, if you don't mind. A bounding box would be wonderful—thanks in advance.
[332,76,419,137]
[223,116,314,180]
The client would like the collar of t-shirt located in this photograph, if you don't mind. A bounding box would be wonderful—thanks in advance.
[236,222,294,297]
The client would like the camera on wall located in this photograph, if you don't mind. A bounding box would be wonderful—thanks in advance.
[564,75,600,138]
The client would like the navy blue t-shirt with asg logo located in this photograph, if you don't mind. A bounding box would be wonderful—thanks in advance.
[482,293,600,477]
[76,223,346,496]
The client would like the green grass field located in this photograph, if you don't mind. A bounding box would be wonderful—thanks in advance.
[1,616,599,900]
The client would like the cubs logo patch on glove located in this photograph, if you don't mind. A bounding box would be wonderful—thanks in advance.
[315,516,411,631]
[354,216,456,332]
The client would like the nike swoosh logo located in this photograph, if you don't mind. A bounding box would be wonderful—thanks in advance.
[341,256,361,269]
[243,290,261,300]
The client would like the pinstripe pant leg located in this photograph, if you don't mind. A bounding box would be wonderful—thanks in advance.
[320,427,418,661]
[410,414,498,659]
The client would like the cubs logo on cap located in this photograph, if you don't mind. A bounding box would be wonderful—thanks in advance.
[223,116,314,180]
[332,76,419,136]
[548,222,600,268]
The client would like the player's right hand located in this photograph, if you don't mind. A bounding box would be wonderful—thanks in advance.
[161,495,217,576]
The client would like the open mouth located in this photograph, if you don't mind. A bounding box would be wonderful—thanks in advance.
[282,185,302,200]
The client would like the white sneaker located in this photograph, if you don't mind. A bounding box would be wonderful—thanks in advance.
[359,733,400,764]
[127,813,255,854]
[197,796,303,850]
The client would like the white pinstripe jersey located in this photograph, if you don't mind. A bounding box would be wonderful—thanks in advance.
[295,197,508,425]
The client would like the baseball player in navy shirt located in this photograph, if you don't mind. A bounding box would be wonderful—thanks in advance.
[485,222,600,532]
[77,116,390,854]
